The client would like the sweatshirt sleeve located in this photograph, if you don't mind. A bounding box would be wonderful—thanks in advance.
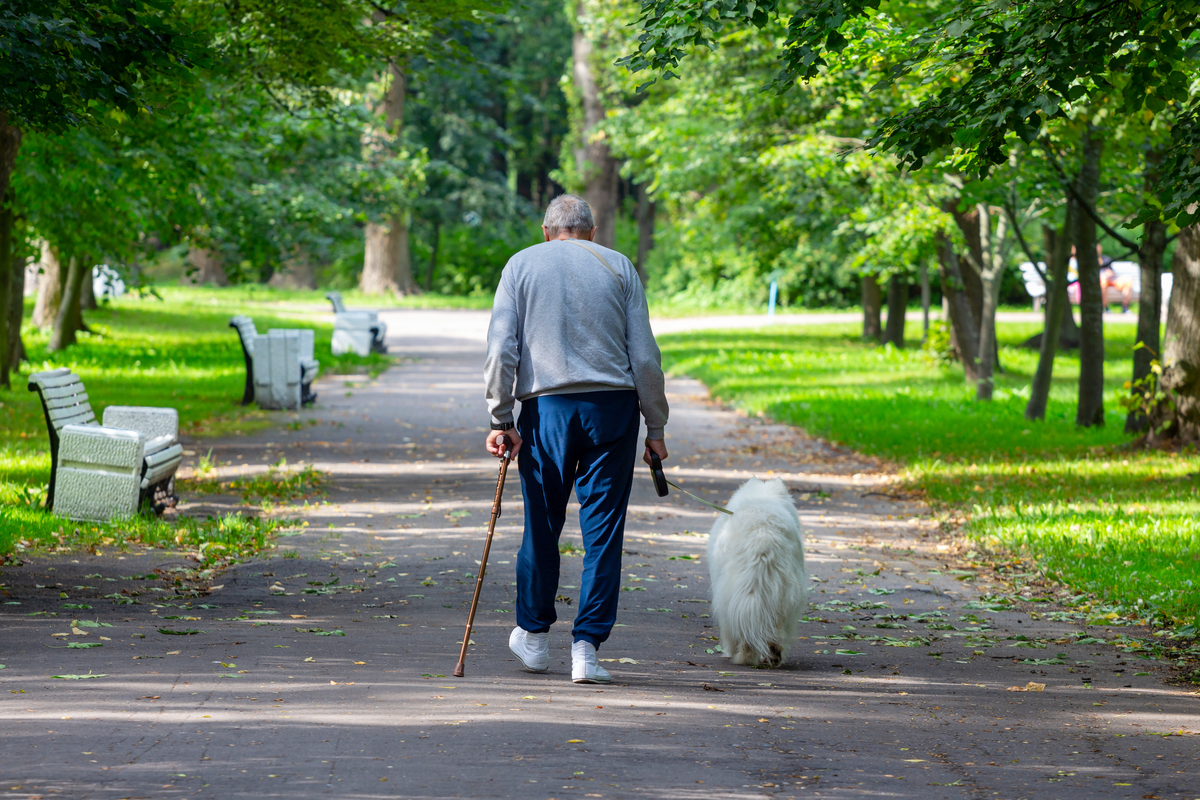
[484,268,520,426]
[624,267,669,439]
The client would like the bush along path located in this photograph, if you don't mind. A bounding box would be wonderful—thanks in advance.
[0,309,1196,799]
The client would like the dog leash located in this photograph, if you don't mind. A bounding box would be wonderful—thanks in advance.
[649,452,734,515]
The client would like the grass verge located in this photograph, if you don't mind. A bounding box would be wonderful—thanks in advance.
[1,289,382,557]
[659,321,1200,633]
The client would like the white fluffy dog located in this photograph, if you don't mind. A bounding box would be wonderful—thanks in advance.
[707,478,806,667]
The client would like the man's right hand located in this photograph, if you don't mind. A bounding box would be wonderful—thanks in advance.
[487,429,523,459]
[643,437,668,467]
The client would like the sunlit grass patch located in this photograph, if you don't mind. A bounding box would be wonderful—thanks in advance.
[1,510,280,569]
[1,287,386,559]
[659,320,1200,629]
[180,460,327,509]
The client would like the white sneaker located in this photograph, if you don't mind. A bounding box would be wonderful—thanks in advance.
[571,640,612,684]
[509,627,549,672]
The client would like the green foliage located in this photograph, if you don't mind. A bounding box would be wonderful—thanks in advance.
[659,321,1200,628]
[0,0,200,132]
[624,0,1200,224]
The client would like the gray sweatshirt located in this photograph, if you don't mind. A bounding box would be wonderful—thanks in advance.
[485,238,669,438]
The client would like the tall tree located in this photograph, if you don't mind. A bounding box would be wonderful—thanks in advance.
[361,63,418,295]
[1151,222,1200,441]
[1025,198,1078,420]
[573,0,621,247]
[1074,125,1106,427]
[0,0,196,379]
[1126,150,1169,433]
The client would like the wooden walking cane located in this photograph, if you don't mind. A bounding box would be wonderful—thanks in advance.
[453,436,510,678]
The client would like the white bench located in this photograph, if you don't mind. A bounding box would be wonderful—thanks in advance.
[1024,260,1172,315]
[326,292,388,356]
[1019,262,1048,311]
[229,316,319,410]
[28,368,184,521]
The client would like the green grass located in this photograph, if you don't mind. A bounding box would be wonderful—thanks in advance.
[659,321,1200,630]
[1,289,387,556]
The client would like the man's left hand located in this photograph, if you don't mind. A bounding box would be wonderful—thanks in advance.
[487,429,522,459]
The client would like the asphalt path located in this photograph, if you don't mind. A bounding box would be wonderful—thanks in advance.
[0,308,1196,800]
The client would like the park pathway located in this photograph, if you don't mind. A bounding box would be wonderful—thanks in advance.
[0,309,1197,800]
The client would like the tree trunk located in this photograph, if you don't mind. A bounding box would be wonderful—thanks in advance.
[861,274,882,341]
[80,263,97,310]
[7,249,24,371]
[268,248,317,290]
[1075,125,1106,427]
[33,241,63,328]
[1150,221,1200,442]
[50,253,87,351]
[1026,197,1078,420]
[5,209,25,373]
[634,182,656,286]
[425,220,440,293]
[882,275,909,348]
[919,260,930,342]
[572,12,620,249]
[0,113,19,238]
[1126,218,1166,433]
[0,195,12,388]
[973,204,1010,401]
[1044,222,1083,348]
[185,248,229,286]
[936,231,980,382]
[361,63,419,295]
[1126,153,1167,433]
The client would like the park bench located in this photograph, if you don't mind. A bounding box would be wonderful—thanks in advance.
[1023,260,1173,315]
[326,291,388,356]
[229,316,319,410]
[1019,261,1048,311]
[28,368,184,521]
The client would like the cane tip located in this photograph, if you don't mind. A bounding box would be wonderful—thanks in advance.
[452,663,465,678]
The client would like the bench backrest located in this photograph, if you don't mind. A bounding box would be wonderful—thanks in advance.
[229,316,260,357]
[1109,261,1141,291]
[28,368,97,436]
[326,292,347,313]
[1018,262,1047,296]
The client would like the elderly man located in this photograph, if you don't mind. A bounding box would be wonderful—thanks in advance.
[484,194,669,684]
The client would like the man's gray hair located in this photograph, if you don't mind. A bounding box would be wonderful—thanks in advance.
[543,194,595,238]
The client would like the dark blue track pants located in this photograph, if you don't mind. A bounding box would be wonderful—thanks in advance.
[515,389,639,648]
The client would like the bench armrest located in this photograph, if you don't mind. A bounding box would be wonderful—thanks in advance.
[59,424,145,471]
[102,406,179,441]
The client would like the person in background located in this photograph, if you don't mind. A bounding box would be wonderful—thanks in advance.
[1097,243,1134,312]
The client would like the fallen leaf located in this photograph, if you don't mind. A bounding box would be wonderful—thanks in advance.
[303,657,315,662]
[567,739,585,743]
[290,615,307,619]
[1026,682,1046,692]
[166,650,181,656]
[354,661,365,665]
[51,674,107,680]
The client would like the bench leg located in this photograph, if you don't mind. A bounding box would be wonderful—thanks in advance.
[140,477,179,516]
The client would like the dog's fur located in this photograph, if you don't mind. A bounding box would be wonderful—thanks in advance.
[707,478,806,667]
